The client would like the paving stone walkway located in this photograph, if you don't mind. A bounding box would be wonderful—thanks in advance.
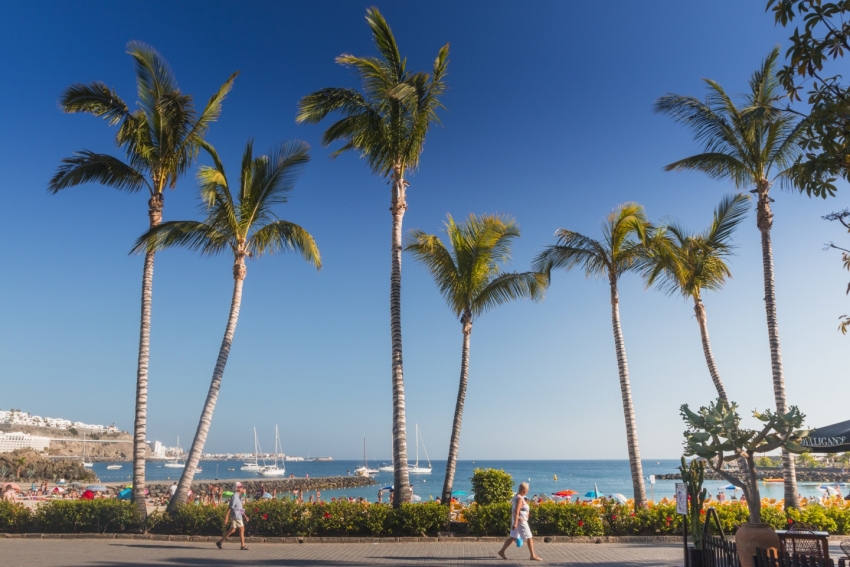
[1,539,682,566]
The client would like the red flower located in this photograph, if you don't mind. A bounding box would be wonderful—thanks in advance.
[323,512,331,519]
[630,513,635,517]
[788,519,793,524]
[254,507,259,513]
[666,516,672,524]
[331,497,336,501]
[700,510,705,515]
[262,513,269,520]
[611,515,617,520]
[578,520,584,527]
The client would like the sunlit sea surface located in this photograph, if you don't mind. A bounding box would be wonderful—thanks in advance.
[89,459,843,503]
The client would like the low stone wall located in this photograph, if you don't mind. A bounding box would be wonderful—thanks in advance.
[108,476,376,498]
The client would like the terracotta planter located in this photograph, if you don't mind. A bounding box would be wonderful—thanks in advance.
[735,522,780,567]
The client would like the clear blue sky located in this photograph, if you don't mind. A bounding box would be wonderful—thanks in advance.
[1,1,846,461]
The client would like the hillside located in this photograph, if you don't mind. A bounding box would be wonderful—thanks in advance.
[0,424,143,460]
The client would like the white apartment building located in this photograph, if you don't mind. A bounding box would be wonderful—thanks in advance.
[0,431,50,453]
[0,410,116,433]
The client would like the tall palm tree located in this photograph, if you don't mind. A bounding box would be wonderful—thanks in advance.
[533,203,651,508]
[48,42,237,519]
[654,47,805,507]
[133,140,321,511]
[406,214,548,504]
[296,7,448,506]
[643,194,750,401]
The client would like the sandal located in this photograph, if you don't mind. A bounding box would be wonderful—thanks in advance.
[240,546,250,550]
[215,541,222,549]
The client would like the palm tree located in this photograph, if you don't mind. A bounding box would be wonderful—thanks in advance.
[654,47,805,507]
[533,203,651,508]
[296,7,448,506]
[406,214,547,504]
[643,194,750,401]
[133,140,321,511]
[48,42,237,520]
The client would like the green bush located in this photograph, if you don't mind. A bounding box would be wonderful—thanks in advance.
[787,505,839,533]
[636,502,682,534]
[470,468,513,506]
[34,500,140,533]
[0,502,33,533]
[389,502,449,536]
[464,501,511,536]
[531,501,605,536]
[147,503,227,536]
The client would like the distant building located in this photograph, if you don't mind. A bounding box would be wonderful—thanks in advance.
[151,441,165,458]
[0,431,50,453]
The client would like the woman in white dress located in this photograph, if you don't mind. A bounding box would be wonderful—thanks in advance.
[497,482,542,561]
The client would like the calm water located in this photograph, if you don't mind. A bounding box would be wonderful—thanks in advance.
[89,459,843,503]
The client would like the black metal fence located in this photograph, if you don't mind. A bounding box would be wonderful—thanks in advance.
[753,548,845,567]
[703,507,741,567]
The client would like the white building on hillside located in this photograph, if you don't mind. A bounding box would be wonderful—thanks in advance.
[0,431,50,453]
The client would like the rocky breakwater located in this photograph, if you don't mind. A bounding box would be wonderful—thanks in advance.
[655,468,850,483]
[118,475,376,498]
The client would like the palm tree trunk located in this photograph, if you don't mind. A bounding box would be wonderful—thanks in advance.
[756,185,799,509]
[609,275,647,508]
[390,168,411,507]
[168,257,245,511]
[441,314,472,504]
[693,297,727,401]
[132,192,163,522]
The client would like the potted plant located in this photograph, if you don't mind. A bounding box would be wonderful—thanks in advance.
[680,398,808,567]
[679,456,707,567]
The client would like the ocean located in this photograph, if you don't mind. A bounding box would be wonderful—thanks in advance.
[89,459,841,503]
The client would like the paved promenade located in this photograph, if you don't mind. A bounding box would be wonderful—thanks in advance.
[1,539,682,566]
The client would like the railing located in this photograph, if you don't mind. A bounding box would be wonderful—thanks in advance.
[703,507,741,567]
[753,548,842,567]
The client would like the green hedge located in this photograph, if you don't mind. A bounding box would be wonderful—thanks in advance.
[148,500,448,537]
[2,499,849,536]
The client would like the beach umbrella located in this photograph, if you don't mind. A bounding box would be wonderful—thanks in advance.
[609,493,628,504]
[553,490,576,497]
[411,494,422,502]
[262,493,273,499]
[87,485,107,492]
[3,483,20,491]
[80,490,95,500]
[724,485,738,490]
[584,484,603,498]
[381,485,394,490]
[798,419,850,453]
[452,490,467,496]
[118,488,132,500]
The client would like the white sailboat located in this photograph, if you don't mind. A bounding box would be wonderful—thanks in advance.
[408,424,432,474]
[106,464,122,470]
[164,437,186,468]
[259,425,286,476]
[241,428,265,472]
[81,433,93,468]
[354,437,378,476]
[378,439,394,472]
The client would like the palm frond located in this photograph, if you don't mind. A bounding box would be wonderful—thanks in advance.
[127,41,179,119]
[60,82,128,125]
[131,220,230,256]
[663,153,752,187]
[296,88,371,125]
[705,193,750,247]
[48,151,150,194]
[179,71,239,157]
[405,229,461,314]
[249,220,321,269]
[532,230,609,279]
[241,140,310,232]
[365,7,403,83]
[470,271,548,317]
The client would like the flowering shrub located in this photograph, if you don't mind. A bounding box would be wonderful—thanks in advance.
[531,501,605,536]
[147,504,226,535]
[34,500,140,533]
[464,501,511,535]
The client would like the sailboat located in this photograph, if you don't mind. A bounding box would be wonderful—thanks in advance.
[164,437,186,468]
[408,424,432,474]
[354,437,378,476]
[259,425,286,476]
[378,439,394,472]
[241,428,265,472]
[81,433,93,468]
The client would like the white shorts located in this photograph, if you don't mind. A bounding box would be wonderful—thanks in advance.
[231,516,244,529]
[510,521,532,540]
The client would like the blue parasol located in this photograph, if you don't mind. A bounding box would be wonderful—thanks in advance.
[452,490,467,496]
[584,483,602,498]
[118,488,132,500]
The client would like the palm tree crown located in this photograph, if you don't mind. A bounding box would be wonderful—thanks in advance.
[407,214,547,322]
[533,203,650,279]
[296,7,448,180]
[653,47,801,195]
[644,193,749,302]
[134,140,321,270]
[50,41,238,200]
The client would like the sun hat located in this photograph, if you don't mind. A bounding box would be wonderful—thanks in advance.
[235,482,243,489]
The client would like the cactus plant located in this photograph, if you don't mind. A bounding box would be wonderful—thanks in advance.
[679,456,707,549]
[680,398,807,523]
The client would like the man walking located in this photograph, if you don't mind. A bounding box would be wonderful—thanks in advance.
[216,482,250,550]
